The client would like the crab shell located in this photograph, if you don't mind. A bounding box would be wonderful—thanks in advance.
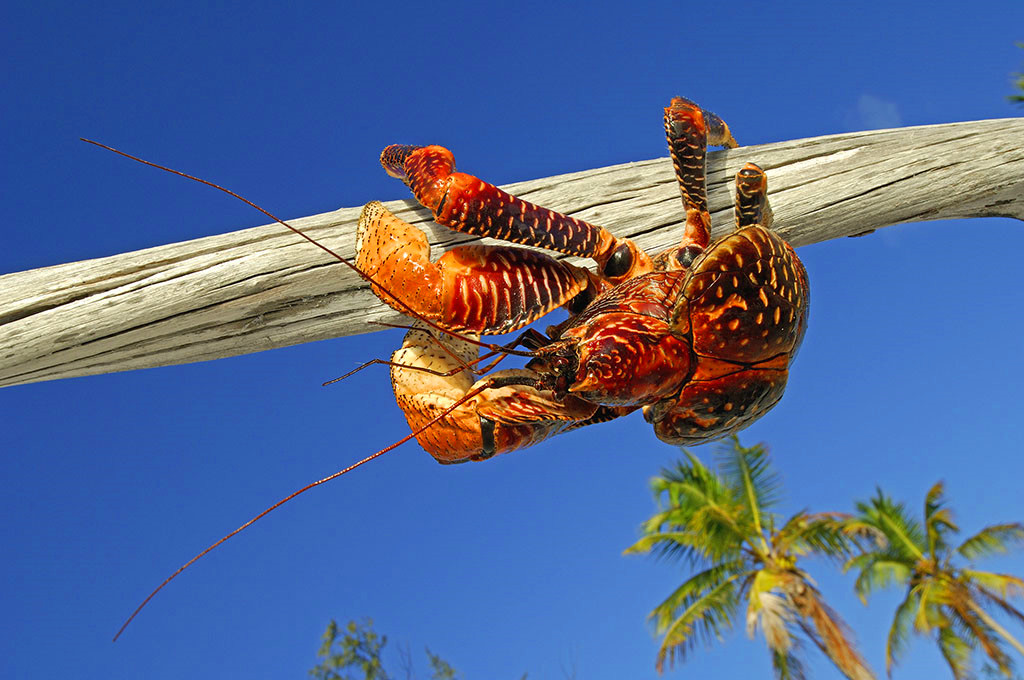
[557,224,808,445]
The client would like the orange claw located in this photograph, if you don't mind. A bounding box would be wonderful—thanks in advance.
[390,328,597,463]
[356,202,592,335]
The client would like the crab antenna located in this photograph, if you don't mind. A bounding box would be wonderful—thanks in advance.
[112,380,493,642]
[78,138,535,358]
[80,139,514,639]
[322,323,507,387]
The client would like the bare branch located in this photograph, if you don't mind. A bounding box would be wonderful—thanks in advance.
[1,118,1021,387]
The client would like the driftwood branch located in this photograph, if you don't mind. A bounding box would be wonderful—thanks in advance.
[2,118,1022,388]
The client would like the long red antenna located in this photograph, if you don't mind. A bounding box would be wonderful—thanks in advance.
[77,139,517,639]
[111,449,388,641]
[79,139,534,358]
[111,380,492,641]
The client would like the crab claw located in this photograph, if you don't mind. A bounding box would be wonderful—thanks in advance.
[379,144,422,180]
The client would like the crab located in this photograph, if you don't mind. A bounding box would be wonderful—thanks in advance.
[355,97,808,463]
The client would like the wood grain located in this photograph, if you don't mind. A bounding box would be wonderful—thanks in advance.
[1,118,1021,387]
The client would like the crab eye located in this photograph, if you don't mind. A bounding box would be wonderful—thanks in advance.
[566,287,595,315]
[676,245,702,268]
[603,243,634,278]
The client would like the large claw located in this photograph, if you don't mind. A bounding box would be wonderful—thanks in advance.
[356,202,592,335]
[390,328,597,463]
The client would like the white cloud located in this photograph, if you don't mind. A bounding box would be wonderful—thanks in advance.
[853,94,902,130]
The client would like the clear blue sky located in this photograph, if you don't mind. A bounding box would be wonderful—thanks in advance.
[3,2,1024,679]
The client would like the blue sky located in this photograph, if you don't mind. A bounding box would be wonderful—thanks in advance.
[3,2,1024,679]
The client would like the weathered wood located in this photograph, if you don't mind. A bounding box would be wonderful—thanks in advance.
[1,118,1022,388]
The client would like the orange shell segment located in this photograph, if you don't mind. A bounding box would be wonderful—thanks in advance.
[683,226,808,365]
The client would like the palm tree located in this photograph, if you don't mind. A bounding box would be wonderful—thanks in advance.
[845,483,1024,679]
[1010,42,1024,105]
[625,437,874,679]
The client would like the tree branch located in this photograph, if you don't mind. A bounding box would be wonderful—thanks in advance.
[1,118,1021,387]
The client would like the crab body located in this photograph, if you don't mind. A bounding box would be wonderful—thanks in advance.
[356,98,808,463]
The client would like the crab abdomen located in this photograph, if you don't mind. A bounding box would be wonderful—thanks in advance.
[643,364,790,445]
[680,225,808,365]
[645,225,809,444]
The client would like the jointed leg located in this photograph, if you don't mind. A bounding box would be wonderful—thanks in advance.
[733,163,773,229]
[379,145,652,282]
[664,97,738,251]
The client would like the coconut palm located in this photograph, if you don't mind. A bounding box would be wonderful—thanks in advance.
[625,437,873,679]
[845,483,1024,679]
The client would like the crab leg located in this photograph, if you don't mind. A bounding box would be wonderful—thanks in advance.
[664,97,738,250]
[379,145,652,280]
[733,162,773,229]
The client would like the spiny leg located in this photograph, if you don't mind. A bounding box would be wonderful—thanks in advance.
[664,97,738,252]
[379,145,652,282]
[734,162,773,229]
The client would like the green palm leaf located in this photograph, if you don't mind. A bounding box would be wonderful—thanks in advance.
[653,573,742,672]
[963,569,1024,600]
[648,561,747,632]
[771,645,809,680]
[634,439,874,678]
[924,482,958,559]
[958,523,1024,561]
[937,626,973,680]
[855,490,925,560]
[972,579,1024,627]
[885,585,920,676]
[845,553,913,602]
[776,512,856,559]
[717,437,781,539]
[625,530,707,565]
[849,483,1024,677]
[639,454,750,563]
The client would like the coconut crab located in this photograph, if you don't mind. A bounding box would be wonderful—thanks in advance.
[355,96,808,463]
[91,97,809,637]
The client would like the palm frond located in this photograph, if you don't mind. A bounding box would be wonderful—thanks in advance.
[639,456,752,563]
[961,585,1024,659]
[749,590,796,652]
[885,586,921,676]
[648,561,747,632]
[855,489,926,560]
[842,518,888,549]
[936,625,974,680]
[924,482,958,559]
[716,437,782,536]
[624,530,705,565]
[958,523,1024,561]
[913,580,950,632]
[747,570,794,646]
[972,581,1024,627]
[964,570,1024,601]
[1010,42,1024,105]
[634,502,746,564]
[653,573,743,673]
[770,646,809,680]
[777,512,857,559]
[845,553,913,602]
[950,599,1013,677]
[790,583,875,680]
